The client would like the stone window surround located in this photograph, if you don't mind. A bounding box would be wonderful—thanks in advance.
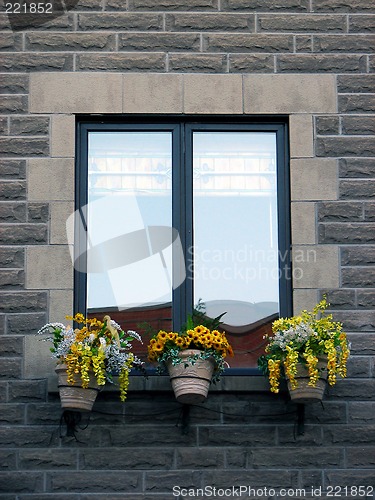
[25,72,340,392]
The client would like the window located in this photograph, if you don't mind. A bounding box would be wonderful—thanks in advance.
[75,118,291,373]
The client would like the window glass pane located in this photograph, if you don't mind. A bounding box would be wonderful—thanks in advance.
[193,132,279,368]
[87,131,173,336]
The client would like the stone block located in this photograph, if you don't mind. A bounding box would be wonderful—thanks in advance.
[324,424,375,445]
[0,116,7,135]
[0,358,21,379]
[49,290,73,323]
[204,33,293,52]
[304,401,347,424]
[0,201,26,222]
[0,74,28,94]
[26,245,73,289]
[341,246,375,266]
[184,74,242,114]
[357,290,375,308]
[200,469,297,488]
[8,379,47,402]
[30,73,123,114]
[249,447,343,468]
[244,74,337,113]
[229,54,274,72]
[290,114,313,158]
[123,74,183,114]
[349,15,375,32]
[0,404,24,425]
[119,32,200,51]
[0,472,44,493]
[342,116,375,135]
[0,54,73,72]
[290,159,338,201]
[23,334,56,380]
[222,0,309,10]
[129,0,219,10]
[325,470,375,488]
[338,94,375,113]
[50,201,74,244]
[77,53,165,72]
[166,12,254,31]
[314,34,375,52]
[0,224,47,245]
[26,33,116,51]
[292,245,339,288]
[19,449,78,470]
[291,202,316,244]
[348,402,375,423]
[341,267,375,287]
[319,222,375,244]
[293,289,318,314]
[315,116,340,135]
[0,269,25,288]
[51,114,75,158]
[317,201,363,221]
[347,333,375,355]
[144,471,203,493]
[277,54,366,73]
[0,159,26,179]
[0,137,49,157]
[28,203,49,222]
[313,0,375,11]
[364,202,375,223]
[337,74,375,93]
[49,471,142,493]
[26,403,64,425]
[339,158,375,178]
[346,356,371,377]
[320,289,355,309]
[0,95,28,114]
[225,449,247,468]
[0,450,16,469]
[169,54,227,72]
[0,247,24,268]
[296,34,312,51]
[346,447,375,468]
[7,312,47,335]
[77,12,163,30]
[81,448,174,469]
[199,425,276,446]
[258,14,346,32]
[339,179,375,200]
[0,292,47,313]
[327,311,375,331]
[176,447,225,468]
[9,116,49,136]
[28,158,74,202]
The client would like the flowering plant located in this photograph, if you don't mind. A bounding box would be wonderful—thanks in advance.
[38,313,143,402]
[258,299,350,394]
[147,303,233,383]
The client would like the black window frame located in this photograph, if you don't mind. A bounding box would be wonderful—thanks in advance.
[75,116,292,375]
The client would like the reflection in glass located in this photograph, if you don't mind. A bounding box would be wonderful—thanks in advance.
[86,132,173,347]
[192,132,279,367]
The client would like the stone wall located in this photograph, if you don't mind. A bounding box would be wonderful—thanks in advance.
[0,0,374,498]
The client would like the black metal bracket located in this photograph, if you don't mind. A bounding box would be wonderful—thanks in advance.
[296,404,305,435]
[61,410,82,438]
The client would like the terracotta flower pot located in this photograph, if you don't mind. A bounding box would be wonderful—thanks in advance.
[287,357,328,404]
[55,364,101,412]
[167,349,215,405]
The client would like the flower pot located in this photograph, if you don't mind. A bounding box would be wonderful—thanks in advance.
[167,349,215,405]
[55,364,101,412]
[287,357,328,404]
